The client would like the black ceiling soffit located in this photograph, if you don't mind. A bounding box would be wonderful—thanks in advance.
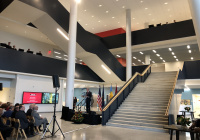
[0,0,14,13]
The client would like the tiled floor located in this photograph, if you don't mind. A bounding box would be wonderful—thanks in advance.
[8,112,193,140]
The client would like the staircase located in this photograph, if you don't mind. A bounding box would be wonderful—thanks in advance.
[106,71,177,132]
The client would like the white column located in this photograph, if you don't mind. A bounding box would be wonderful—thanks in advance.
[145,55,150,65]
[65,0,78,109]
[188,0,200,50]
[126,9,132,81]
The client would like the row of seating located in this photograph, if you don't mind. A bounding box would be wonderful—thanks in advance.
[1,116,42,140]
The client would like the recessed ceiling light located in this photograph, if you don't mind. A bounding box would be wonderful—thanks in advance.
[122,6,125,8]
[116,0,119,1]
[64,54,68,57]
[168,9,170,11]
[140,52,143,54]
[140,1,143,3]
[163,60,165,62]
[116,55,121,57]
[156,54,160,56]
[92,16,94,18]
[133,18,135,19]
[176,59,178,61]
[133,57,137,59]
[104,25,107,26]
[187,45,190,49]
[80,60,82,61]
[191,57,193,60]
[133,63,135,65]
[64,58,68,61]
[76,0,81,3]
[145,8,148,10]
[54,51,61,54]
[152,50,156,53]
[137,23,139,24]
[152,61,155,63]
[84,10,87,12]
[98,21,101,22]
[92,28,94,29]
[164,2,168,4]
[148,14,152,16]
[118,22,120,23]
[169,48,172,51]
[160,57,163,60]
[142,62,145,64]
[55,56,62,59]
[138,59,141,62]
[174,56,177,58]
[149,59,151,61]
[189,50,192,53]
[112,17,115,18]
[172,52,175,55]
[106,11,109,13]
[99,5,102,7]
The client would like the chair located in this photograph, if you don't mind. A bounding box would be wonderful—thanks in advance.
[0,131,4,140]
[15,119,27,139]
[30,116,40,133]
[6,117,11,127]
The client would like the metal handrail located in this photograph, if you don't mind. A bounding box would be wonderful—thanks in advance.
[103,65,152,112]
[165,70,179,116]
[76,98,86,111]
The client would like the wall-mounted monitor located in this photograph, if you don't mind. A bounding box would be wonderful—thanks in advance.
[22,92,59,104]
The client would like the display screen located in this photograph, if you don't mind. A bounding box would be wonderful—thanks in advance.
[22,92,42,104]
[42,93,59,104]
[22,92,59,104]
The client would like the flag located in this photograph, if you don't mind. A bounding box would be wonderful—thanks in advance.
[102,85,105,108]
[115,84,118,95]
[97,86,102,111]
[109,84,113,99]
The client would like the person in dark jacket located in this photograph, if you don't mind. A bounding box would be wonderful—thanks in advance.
[15,104,34,136]
[11,105,19,118]
[85,88,92,113]
[2,105,14,118]
[26,104,35,116]
[0,108,13,140]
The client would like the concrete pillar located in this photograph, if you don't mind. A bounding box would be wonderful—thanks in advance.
[188,0,200,50]
[145,55,150,65]
[126,9,132,81]
[65,0,78,109]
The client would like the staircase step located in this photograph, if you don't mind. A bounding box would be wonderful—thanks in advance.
[106,122,168,133]
[115,111,165,117]
[120,105,167,109]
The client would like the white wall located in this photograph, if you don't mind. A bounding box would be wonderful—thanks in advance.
[0,31,60,57]
[165,61,184,72]
[15,74,63,113]
[0,78,16,103]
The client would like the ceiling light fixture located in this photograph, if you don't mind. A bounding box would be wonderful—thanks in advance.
[145,8,148,10]
[98,21,101,22]
[169,48,172,51]
[174,56,177,58]
[122,6,125,8]
[163,60,165,62]
[187,45,190,49]
[80,60,82,61]
[133,63,135,65]
[106,11,109,13]
[172,52,175,55]
[152,61,155,63]
[152,50,156,53]
[189,50,192,53]
[140,52,143,54]
[54,51,61,54]
[142,62,145,64]
[116,55,121,57]
[112,17,115,18]
[84,10,87,12]
[176,59,178,61]
[76,0,81,3]
[133,57,137,59]
[156,54,160,56]
[191,57,193,60]
[64,54,68,57]
[101,65,111,74]
[138,60,141,62]
[55,56,62,59]
[64,58,68,61]
[140,1,143,3]
[164,2,168,4]
[57,28,69,40]
[149,59,151,61]
[160,57,163,60]
[99,5,102,7]
[92,16,94,18]
[133,18,135,19]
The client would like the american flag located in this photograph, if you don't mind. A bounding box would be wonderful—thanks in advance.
[97,86,102,111]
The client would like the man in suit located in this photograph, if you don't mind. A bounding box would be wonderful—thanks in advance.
[32,105,48,132]
[15,104,34,137]
[0,108,13,140]
[86,88,92,113]
[2,105,14,118]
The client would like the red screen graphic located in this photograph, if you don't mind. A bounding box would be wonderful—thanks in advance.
[23,92,42,104]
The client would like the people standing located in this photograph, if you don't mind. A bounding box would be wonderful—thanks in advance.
[85,88,92,113]
[73,97,77,110]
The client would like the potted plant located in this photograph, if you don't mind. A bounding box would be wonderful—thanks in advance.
[184,107,191,112]
[177,116,191,129]
[71,111,84,123]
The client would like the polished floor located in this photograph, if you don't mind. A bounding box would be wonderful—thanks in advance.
[8,112,192,140]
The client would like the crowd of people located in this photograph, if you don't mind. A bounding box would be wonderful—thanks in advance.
[0,101,49,139]
[0,42,43,56]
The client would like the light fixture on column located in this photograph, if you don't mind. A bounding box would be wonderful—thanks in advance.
[76,0,81,3]
[57,28,69,40]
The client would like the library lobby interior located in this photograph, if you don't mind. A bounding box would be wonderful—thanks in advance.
[1,0,200,140]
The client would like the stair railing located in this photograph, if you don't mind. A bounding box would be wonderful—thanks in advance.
[76,98,86,111]
[102,65,152,125]
[165,71,179,116]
